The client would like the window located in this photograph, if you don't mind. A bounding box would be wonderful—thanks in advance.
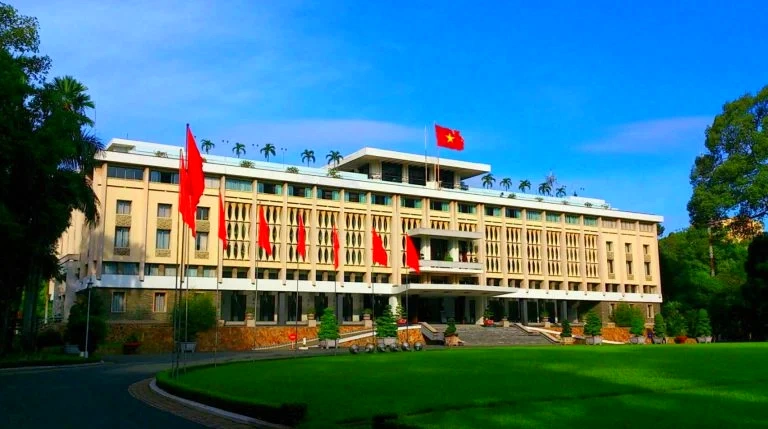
[430,200,448,211]
[484,206,501,217]
[225,178,252,192]
[505,208,521,219]
[145,264,160,276]
[565,215,580,225]
[114,227,130,248]
[288,185,311,198]
[625,243,632,254]
[606,241,614,252]
[107,165,143,180]
[546,213,561,223]
[204,176,220,189]
[153,292,167,312]
[647,305,653,319]
[371,194,391,205]
[643,244,649,255]
[317,188,340,201]
[157,203,172,218]
[645,262,651,276]
[203,266,216,277]
[458,203,476,214]
[165,265,177,277]
[526,210,541,221]
[400,197,422,209]
[116,200,131,215]
[626,261,633,275]
[258,182,282,195]
[195,232,208,252]
[602,218,617,228]
[196,207,209,220]
[607,259,614,274]
[103,262,139,275]
[111,292,126,313]
[149,170,179,184]
[156,229,170,249]
[345,191,366,204]
[584,216,597,226]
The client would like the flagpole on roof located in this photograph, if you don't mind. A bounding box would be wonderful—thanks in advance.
[423,125,428,187]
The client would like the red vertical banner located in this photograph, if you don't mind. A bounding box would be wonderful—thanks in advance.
[404,234,420,273]
[185,124,205,209]
[297,213,306,260]
[258,205,272,257]
[218,191,227,250]
[371,229,388,266]
[177,151,196,236]
[332,224,340,269]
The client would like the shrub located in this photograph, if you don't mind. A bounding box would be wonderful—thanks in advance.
[630,314,645,336]
[36,328,64,349]
[154,151,168,158]
[327,168,341,178]
[664,302,687,336]
[66,293,107,354]
[695,309,712,337]
[507,193,516,199]
[584,310,602,337]
[561,319,572,338]
[584,202,593,208]
[653,313,666,337]
[240,160,254,168]
[171,294,216,341]
[318,307,339,341]
[286,166,299,174]
[375,305,398,338]
[613,303,644,327]
[483,307,494,320]
[444,318,457,336]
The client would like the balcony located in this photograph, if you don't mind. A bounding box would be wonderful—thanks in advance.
[408,227,483,240]
[418,260,483,274]
[606,251,614,260]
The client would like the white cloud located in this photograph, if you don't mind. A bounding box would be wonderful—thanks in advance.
[579,116,711,153]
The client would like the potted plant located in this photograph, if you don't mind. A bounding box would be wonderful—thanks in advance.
[501,307,510,327]
[444,318,462,346]
[306,307,316,321]
[362,308,373,321]
[560,319,574,345]
[695,309,713,343]
[122,333,141,354]
[396,305,407,326]
[629,314,646,344]
[375,305,398,347]
[652,313,666,344]
[540,308,550,326]
[584,310,603,345]
[483,308,495,326]
[171,294,216,353]
[318,307,340,349]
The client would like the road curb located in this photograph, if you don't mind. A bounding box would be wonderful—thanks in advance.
[0,360,104,372]
[149,378,289,429]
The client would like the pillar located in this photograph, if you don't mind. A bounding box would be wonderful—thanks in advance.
[521,298,529,325]
[336,293,344,324]
[278,292,287,325]
[560,300,568,323]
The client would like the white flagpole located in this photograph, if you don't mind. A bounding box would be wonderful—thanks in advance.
[424,125,428,185]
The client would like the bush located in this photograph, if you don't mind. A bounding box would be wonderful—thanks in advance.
[375,305,398,338]
[444,318,457,336]
[318,307,339,341]
[561,319,572,338]
[171,294,216,341]
[66,293,107,354]
[630,314,645,336]
[286,166,299,174]
[584,310,602,337]
[653,313,666,337]
[664,302,687,336]
[36,328,64,349]
[240,160,254,168]
[613,303,644,327]
[695,309,712,337]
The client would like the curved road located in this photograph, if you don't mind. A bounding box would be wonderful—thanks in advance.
[0,352,276,428]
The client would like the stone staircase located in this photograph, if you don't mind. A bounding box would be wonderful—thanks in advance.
[429,323,555,346]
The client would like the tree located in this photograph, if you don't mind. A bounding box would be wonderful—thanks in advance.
[630,313,646,337]
[518,179,531,193]
[200,139,214,154]
[0,3,51,81]
[653,313,666,337]
[688,85,768,234]
[481,173,495,189]
[742,233,768,340]
[537,182,552,196]
[317,307,339,341]
[444,318,457,336]
[561,318,572,338]
[613,303,644,327]
[260,143,276,161]
[232,142,245,158]
[555,186,567,198]
[375,305,397,339]
[499,178,512,191]
[301,149,315,166]
[694,308,712,338]
[66,292,107,354]
[326,150,343,167]
[584,310,602,337]
[170,294,216,341]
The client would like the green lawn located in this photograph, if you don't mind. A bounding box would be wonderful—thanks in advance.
[157,344,768,428]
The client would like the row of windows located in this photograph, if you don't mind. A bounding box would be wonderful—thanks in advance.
[110,291,166,313]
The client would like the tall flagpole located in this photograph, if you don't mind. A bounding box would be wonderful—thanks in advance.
[254,200,259,350]
[294,257,299,356]
[182,217,190,374]
[424,125,428,185]
[433,121,440,189]
[172,150,183,377]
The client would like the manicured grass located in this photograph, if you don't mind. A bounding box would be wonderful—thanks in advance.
[158,344,768,428]
[0,351,99,368]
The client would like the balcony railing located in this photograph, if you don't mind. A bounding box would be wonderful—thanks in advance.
[419,260,483,274]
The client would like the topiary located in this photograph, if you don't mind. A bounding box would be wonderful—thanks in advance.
[318,307,340,341]
[561,319,572,338]
[375,305,398,338]
[653,313,666,337]
[584,310,602,337]
[444,318,457,337]
[630,314,645,336]
[694,309,712,337]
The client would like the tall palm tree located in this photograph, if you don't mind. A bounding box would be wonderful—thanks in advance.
[538,182,552,196]
[481,173,496,189]
[326,150,343,167]
[555,186,567,198]
[260,143,276,161]
[51,76,95,125]
[518,179,531,193]
[232,142,246,158]
[201,139,215,154]
[301,149,315,166]
[499,178,512,191]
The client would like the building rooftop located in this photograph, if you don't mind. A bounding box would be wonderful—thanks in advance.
[334,147,491,180]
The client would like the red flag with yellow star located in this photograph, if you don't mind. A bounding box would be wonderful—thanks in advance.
[435,124,464,151]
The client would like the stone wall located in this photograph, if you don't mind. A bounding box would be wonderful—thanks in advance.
[549,326,651,343]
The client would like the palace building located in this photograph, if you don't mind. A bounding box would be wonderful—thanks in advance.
[52,139,663,327]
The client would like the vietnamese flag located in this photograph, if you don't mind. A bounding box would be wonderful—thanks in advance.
[177,151,196,236]
[404,234,420,274]
[435,124,464,151]
[258,205,272,257]
[218,191,228,250]
[186,124,205,210]
[371,229,388,266]
[332,224,340,269]
[297,213,306,260]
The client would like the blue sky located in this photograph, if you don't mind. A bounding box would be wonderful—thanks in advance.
[21,1,768,234]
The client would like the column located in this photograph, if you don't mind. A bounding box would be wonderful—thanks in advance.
[278,292,287,325]
[521,298,529,325]
[560,300,568,324]
[336,293,344,324]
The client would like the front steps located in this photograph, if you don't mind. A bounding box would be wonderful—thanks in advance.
[428,323,555,346]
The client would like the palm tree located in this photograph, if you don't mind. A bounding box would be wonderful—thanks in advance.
[51,76,95,125]
[260,143,276,161]
[326,150,343,167]
[538,182,552,196]
[481,173,495,189]
[232,142,246,158]
[555,186,567,198]
[301,149,315,166]
[201,139,215,154]
[499,178,512,191]
[518,179,531,193]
